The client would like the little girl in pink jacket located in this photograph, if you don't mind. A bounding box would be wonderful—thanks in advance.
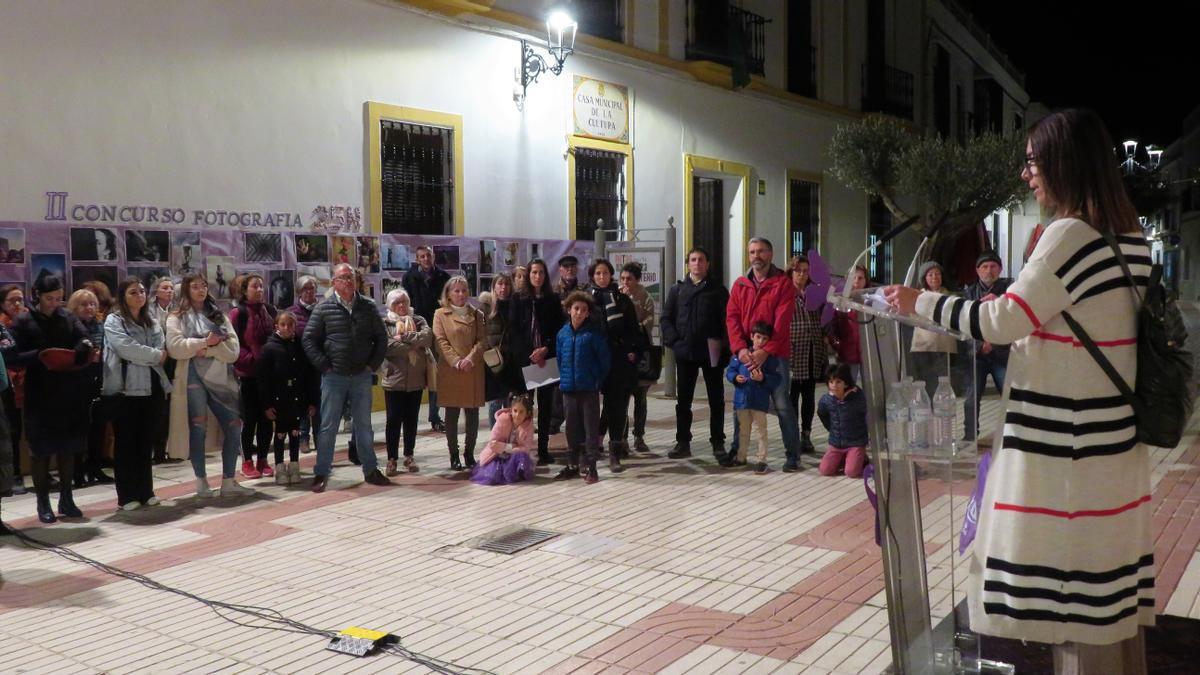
[472,395,536,485]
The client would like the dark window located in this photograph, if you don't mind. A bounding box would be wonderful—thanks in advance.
[787,0,815,97]
[380,120,454,235]
[575,147,626,241]
[933,46,951,136]
[575,0,624,43]
[868,197,893,284]
[686,1,770,78]
[693,177,725,285]
[789,178,820,258]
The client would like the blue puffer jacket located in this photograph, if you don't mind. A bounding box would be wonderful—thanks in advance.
[725,355,781,412]
[817,388,869,448]
[556,321,610,392]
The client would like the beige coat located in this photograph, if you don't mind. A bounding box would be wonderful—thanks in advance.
[164,312,240,459]
[432,306,486,408]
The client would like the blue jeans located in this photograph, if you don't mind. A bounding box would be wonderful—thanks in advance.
[965,355,1007,439]
[186,361,243,479]
[730,357,801,464]
[315,371,378,478]
[488,398,503,428]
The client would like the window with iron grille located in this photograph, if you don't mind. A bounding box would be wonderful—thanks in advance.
[574,147,626,241]
[380,120,454,235]
[788,178,820,258]
[868,196,893,284]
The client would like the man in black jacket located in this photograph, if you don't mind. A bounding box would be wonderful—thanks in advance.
[962,251,1011,439]
[402,245,450,432]
[661,247,730,460]
[303,263,390,492]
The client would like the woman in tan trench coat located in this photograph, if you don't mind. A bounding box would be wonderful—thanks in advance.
[432,276,486,472]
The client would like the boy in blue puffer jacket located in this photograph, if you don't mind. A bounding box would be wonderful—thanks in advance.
[726,322,782,474]
[817,363,869,478]
[555,291,610,484]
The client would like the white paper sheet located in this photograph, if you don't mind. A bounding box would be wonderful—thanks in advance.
[522,357,560,389]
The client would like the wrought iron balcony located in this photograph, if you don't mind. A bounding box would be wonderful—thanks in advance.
[686,3,771,78]
[861,63,914,120]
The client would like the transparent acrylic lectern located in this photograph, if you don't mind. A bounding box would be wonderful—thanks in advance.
[829,288,1012,675]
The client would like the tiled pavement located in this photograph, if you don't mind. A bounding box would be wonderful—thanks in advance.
[3,387,1200,674]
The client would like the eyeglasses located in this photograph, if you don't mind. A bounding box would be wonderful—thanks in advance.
[1023,155,1039,172]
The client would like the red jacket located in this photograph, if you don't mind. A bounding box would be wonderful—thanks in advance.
[725,265,796,359]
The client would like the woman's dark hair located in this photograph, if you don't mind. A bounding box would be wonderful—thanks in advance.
[790,254,810,269]
[621,261,643,280]
[826,362,856,389]
[587,258,615,282]
[177,273,226,326]
[33,274,63,302]
[114,277,153,327]
[235,272,264,305]
[1026,108,1140,234]
[0,284,24,308]
[519,258,550,298]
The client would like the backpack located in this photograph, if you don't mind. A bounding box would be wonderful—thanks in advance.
[1061,228,1193,448]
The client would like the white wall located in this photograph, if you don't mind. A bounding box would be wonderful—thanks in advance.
[0,0,874,286]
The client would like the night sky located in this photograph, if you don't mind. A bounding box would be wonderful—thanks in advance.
[960,2,1198,149]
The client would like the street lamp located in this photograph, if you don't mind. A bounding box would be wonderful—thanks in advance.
[1121,139,1163,175]
[515,10,577,110]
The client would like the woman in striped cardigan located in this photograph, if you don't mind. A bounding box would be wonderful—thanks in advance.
[887,109,1152,673]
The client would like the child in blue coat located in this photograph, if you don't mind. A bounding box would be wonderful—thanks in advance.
[555,291,610,484]
[726,322,782,474]
[817,363,869,478]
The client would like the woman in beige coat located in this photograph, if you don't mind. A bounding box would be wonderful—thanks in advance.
[165,273,253,498]
[381,288,432,475]
[909,261,958,399]
[432,276,485,471]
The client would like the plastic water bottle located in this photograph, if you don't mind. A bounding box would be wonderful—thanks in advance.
[931,376,956,449]
[908,381,932,450]
[886,382,909,454]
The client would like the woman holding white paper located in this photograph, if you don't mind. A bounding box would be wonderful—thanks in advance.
[506,258,565,465]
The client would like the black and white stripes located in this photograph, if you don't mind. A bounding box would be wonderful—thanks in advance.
[983,555,1155,627]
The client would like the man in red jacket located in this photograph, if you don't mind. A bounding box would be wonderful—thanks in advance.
[725,237,801,471]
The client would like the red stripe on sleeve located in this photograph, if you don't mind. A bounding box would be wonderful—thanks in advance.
[1004,292,1040,328]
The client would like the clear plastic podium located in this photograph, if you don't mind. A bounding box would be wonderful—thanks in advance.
[829,288,1012,675]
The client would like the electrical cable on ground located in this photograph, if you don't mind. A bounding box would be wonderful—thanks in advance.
[5,527,496,675]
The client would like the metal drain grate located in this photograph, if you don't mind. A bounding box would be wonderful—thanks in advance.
[468,526,560,555]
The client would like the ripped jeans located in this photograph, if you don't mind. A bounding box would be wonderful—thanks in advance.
[186,360,244,479]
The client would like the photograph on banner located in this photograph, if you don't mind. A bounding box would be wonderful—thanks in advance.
[433,245,459,270]
[268,270,295,308]
[459,262,478,295]
[0,227,26,264]
[609,248,664,338]
[382,243,410,271]
[528,242,542,262]
[479,240,496,274]
[381,275,404,300]
[295,234,328,264]
[129,265,170,292]
[72,265,119,294]
[71,227,119,262]
[171,231,201,276]
[245,232,283,264]
[30,253,66,287]
[297,263,332,294]
[126,230,169,263]
[361,279,377,303]
[330,235,355,266]
[502,241,519,266]
[478,276,493,294]
[356,236,380,274]
[206,256,235,299]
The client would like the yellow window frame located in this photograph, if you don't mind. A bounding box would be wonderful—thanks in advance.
[568,135,634,240]
[366,102,465,236]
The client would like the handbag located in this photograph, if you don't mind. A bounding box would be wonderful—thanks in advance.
[1060,228,1193,448]
[483,346,505,375]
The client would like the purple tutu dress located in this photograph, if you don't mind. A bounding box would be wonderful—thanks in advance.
[471,409,537,485]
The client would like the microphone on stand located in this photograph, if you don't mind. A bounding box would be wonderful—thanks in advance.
[840,214,921,307]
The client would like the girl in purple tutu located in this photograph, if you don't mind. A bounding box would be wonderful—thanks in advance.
[471,394,536,485]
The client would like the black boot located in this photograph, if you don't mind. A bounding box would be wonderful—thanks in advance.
[711,439,728,461]
[449,451,463,472]
[36,491,56,524]
[667,443,692,459]
[800,431,815,455]
[58,489,83,519]
[89,468,114,484]
[464,450,477,469]
[608,444,624,473]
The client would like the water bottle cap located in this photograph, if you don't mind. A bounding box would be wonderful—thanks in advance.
[939,375,950,382]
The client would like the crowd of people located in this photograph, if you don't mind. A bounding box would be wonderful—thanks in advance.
[0,232,1008,528]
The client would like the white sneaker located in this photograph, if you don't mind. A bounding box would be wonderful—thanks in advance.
[220,477,255,497]
[275,464,288,485]
[122,501,142,511]
[287,462,302,484]
[195,477,213,497]
[145,496,161,506]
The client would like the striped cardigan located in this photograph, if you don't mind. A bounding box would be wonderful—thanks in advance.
[915,218,1153,645]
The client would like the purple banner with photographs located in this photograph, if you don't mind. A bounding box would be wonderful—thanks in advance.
[0,222,594,307]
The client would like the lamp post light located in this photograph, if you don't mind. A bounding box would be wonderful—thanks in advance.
[515,10,577,110]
